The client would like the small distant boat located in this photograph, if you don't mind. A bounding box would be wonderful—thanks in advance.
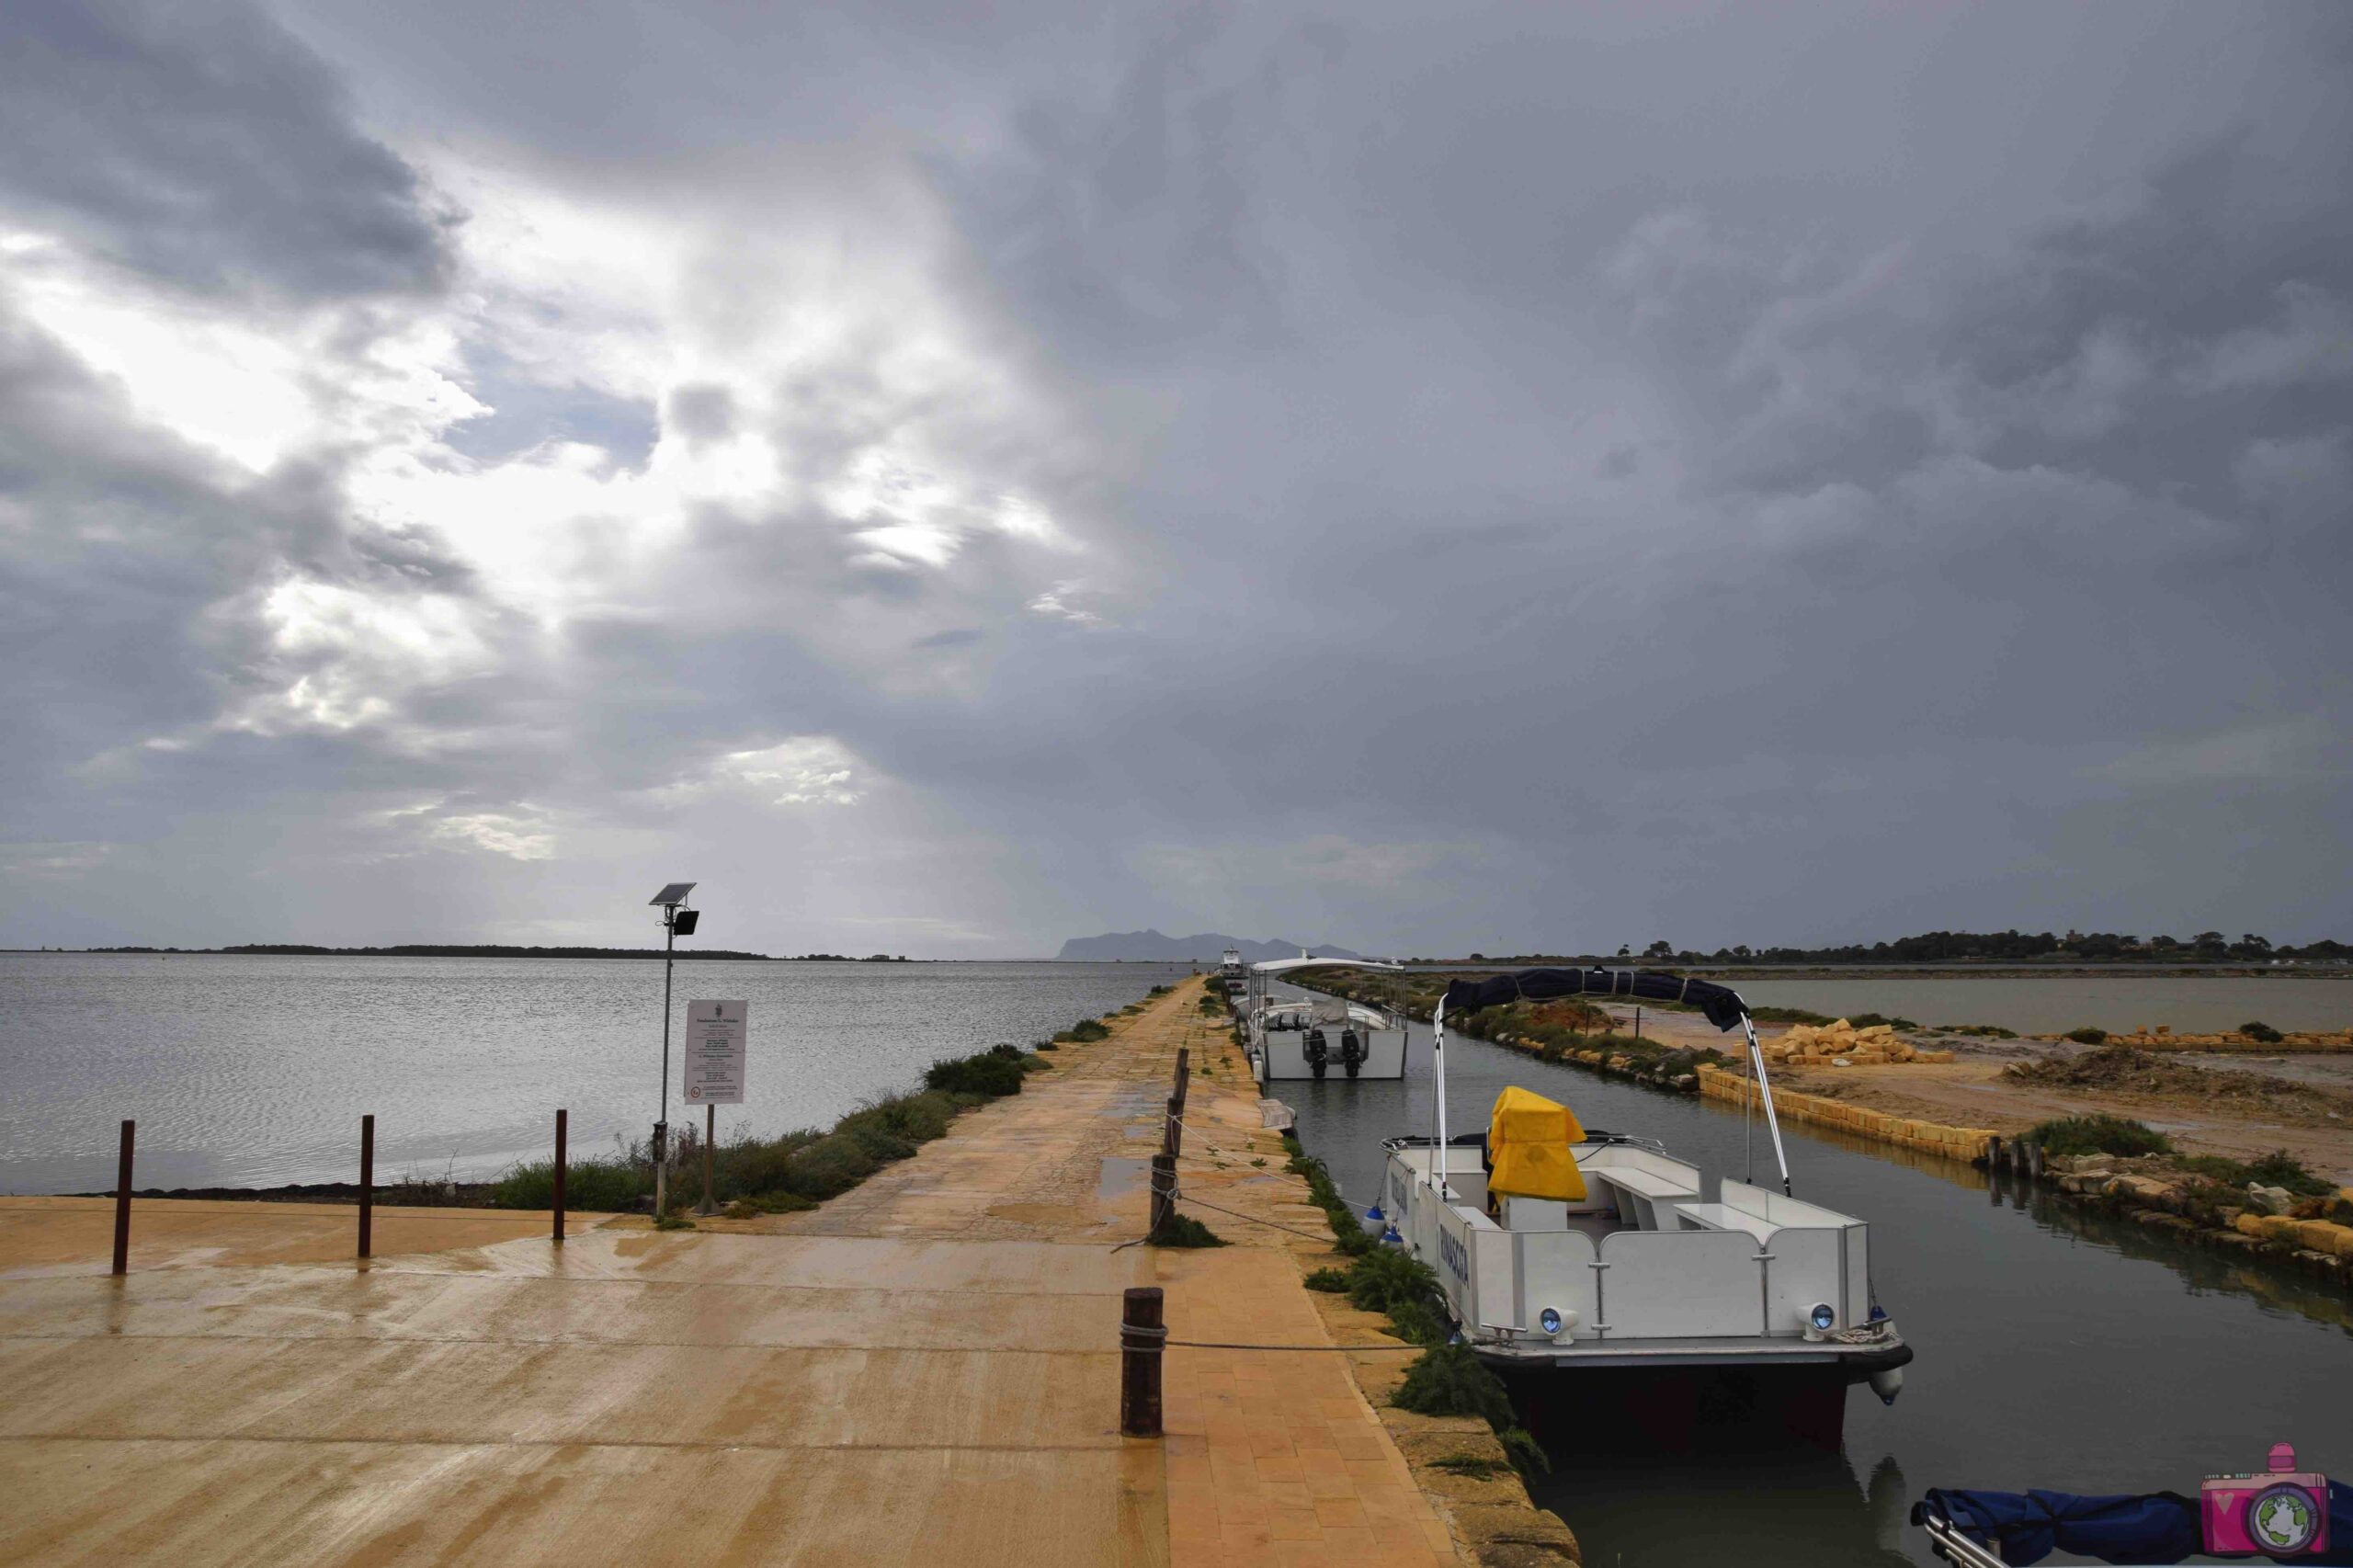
[1375,966,1911,1447]
[1241,955,1408,1084]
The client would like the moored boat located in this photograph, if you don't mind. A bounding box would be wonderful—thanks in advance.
[1375,965,1911,1447]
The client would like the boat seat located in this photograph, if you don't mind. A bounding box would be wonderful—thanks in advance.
[1671,1201,1777,1242]
[1591,1167,1699,1231]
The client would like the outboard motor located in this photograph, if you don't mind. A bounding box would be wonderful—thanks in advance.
[1339,1028,1365,1077]
[1303,1028,1328,1077]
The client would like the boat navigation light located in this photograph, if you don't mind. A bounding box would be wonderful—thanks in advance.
[1538,1306,1563,1336]
[1804,1301,1836,1337]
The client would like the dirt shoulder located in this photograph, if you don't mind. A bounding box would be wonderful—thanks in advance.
[1774,1043,2353,1184]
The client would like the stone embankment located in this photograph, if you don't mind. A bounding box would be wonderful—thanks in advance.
[1695,1063,1999,1162]
[2038,1153,2353,1285]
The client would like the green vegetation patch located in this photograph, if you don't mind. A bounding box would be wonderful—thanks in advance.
[1057,1017,1114,1042]
[1302,1267,1350,1292]
[2239,1020,2285,1043]
[2029,1113,2172,1159]
[2064,1027,2109,1045]
[1148,1211,1225,1248]
[1393,1344,1514,1425]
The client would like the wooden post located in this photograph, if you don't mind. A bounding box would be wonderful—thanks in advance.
[1120,1286,1165,1437]
[111,1119,135,1277]
[552,1109,568,1243]
[358,1114,374,1259]
[1165,1096,1183,1158]
[1634,1006,1643,1040]
[1174,1045,1190,1105]
[1149,1153,1176,1236]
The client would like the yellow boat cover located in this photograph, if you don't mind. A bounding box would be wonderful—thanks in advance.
[1487,1086,1587,1201]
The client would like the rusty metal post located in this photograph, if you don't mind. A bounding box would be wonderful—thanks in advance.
[553,1108,568,1243]
[1120,1286,1165,1436]
[358,1114,374,1259]
[1149,1153,1176,1236]
[111,1119,135,1276]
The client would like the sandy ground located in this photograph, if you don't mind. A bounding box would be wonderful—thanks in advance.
[0,983,1478,1568]
[1583,1002,2353,1184]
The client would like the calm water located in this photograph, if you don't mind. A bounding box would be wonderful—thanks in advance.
[0,953,1192,1192]
[1274,986,2353,1568]
[1726,974,2350,1035]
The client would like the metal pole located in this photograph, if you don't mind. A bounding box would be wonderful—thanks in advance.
[111,1119,134,1276]
[358,1114,374,1259]
[699,1101,716,1216]
[552,1108,568,1243]
[1432,999,1450,1199]
[655,912,674,1221]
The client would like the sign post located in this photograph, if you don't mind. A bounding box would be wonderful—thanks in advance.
[685,1000,746,1215]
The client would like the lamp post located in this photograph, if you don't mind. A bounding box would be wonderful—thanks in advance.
[647,882,699,1220]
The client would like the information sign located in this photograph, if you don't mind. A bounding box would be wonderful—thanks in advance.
[684,1000,747,1105]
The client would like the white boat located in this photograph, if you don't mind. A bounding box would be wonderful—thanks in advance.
[1241,955,1409,1084]
[1374,965,1910,1445]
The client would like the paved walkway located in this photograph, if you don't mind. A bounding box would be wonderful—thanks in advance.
[0,982,1458,1566]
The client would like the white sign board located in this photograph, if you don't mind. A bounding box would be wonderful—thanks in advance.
[684,1000,747,1105]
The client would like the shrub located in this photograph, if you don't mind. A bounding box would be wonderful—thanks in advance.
[1347,1247,1440,1318]
[783,1131,882,1199]
[1148,1211,1225,1248]
[1058,1017,1112,1042]
[494,1154,645,1211]
[2239,1020,2285,1043]
[1383,1298,1449,1346]
[1938,1023,2018,1039]
[1848,1012,1920,1031]
[1303,1267,1349,1292]
[1497,1426,1552,1476]
[2064,1027,2109,1045]
[1393,1345,1514,1426]
[2029,1114,2171,1159]
[1430,1454,1508,1479]
[1196,994,1225,1017]
[924,1051,1027,1096]
[2243,1149,2333,1197]
[1149,983,1171,996]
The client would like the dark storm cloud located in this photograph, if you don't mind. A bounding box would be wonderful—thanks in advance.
[0,0,454,301]
[3,1,2348,953]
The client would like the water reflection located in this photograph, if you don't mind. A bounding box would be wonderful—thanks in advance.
[1540,1446,1915,1567]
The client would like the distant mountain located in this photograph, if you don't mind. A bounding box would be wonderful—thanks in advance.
[1056,930,1364,962]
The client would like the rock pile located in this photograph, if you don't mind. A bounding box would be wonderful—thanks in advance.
[1762,1019,1955,1067]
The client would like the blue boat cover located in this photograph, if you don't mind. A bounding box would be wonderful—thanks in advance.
[1913,1483,2353,1564]
[1438,968,1750,1032]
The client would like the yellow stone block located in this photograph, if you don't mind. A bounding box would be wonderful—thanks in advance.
[2295,1221,2353,1257]
[2234,1212,2270,1238]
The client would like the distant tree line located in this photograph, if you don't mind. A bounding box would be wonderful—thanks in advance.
[1440,930,2349,967]
[84,944,920,961]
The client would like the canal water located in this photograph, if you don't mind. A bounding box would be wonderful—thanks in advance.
[0,952,1193,1193]
[1275,1002,2353,1566]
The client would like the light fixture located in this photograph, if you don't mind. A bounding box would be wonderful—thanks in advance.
[1538,1305,1563,1335]
[646,881,700,1221]
[1805,1301,1836,1337]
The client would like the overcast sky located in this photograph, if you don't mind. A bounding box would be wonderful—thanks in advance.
[2,2,2347,957]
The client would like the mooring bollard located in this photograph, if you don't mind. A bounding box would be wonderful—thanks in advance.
[358,1114,375,1260]
[552,1108,568,1243]
[1149,1153,1176,1235]
[111,1119,135,1277]
[1120,1286,1165,1437]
